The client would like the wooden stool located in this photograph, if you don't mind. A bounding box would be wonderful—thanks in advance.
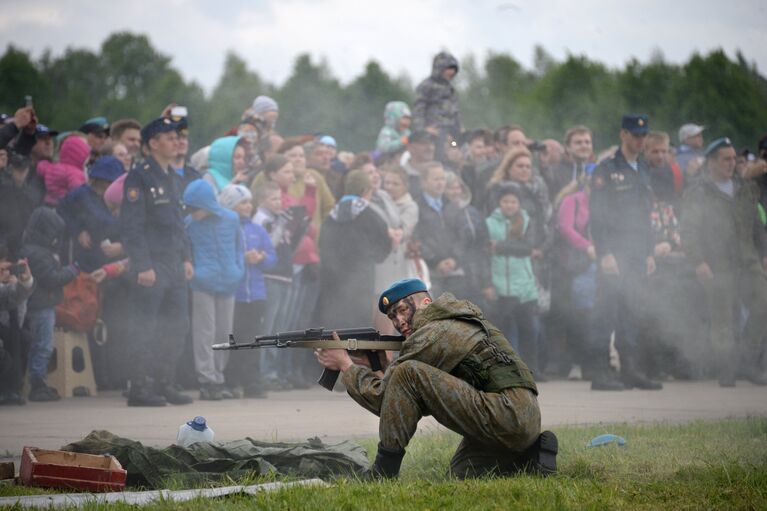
[47,329,98,397]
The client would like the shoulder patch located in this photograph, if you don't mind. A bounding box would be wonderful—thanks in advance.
[127,187,140,202]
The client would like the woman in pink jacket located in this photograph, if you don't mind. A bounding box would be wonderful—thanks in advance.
[37,135,90,206]
[557,179,598,386]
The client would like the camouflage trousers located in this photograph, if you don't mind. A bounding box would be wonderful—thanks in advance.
[379,360,541,478]
[702,268,767,376]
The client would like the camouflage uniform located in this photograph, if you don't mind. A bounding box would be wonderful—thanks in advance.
[680,173,767,381]
[342,293,541,477]
[412,52,463,137]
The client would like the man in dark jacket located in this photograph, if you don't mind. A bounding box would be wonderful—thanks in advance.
[315,278,557,479]
[0,153,39,258]
[680,137,767,387]
[589,114,662,391]
[20,208,78,401]
[0,107,36,155]
[317,169,391,327]
[542,125,594,201]
[413,162,465,298]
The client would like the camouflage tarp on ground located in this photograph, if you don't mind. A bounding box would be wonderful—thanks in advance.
[62,430,369,488]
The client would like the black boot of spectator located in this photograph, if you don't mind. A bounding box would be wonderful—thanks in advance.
[590,353,624,391]
[0,391,26,405]
[127,377,166,407]
[620,353,663,390]
[621,370,663,390]
[199,383,223,401]
[28,378,61,402]
[157,380,193,405]
[591,371,625,391]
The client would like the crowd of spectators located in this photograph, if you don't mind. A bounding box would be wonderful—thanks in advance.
[2,51,767,406]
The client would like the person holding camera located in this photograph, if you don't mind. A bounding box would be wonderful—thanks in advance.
[0,245,34,405]
[19,207,79,401]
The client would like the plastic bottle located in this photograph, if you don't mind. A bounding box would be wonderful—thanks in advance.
[176,416,215,447]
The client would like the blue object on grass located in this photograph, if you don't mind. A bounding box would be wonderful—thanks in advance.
[587,434,626,448]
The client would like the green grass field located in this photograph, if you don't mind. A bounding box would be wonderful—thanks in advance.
[3,418,766,510]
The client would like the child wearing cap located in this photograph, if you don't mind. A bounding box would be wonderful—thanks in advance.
[58,156,125,272]
[219,184,276,398]
[485,186,540,375]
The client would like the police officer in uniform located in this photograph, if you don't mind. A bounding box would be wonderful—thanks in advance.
[121,117,194,406]
[589,115,662,391]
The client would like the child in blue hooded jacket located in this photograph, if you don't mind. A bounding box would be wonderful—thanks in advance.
[218,184,276,397]
[183,179,244,400]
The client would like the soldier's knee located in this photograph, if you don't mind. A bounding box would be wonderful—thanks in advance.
[389,360,428,384]
[391,359,425,375]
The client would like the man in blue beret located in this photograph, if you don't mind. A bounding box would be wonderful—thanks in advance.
[588,114,663,392]
[315,278,556,479]
[79,116,110,153]
[120,117,194,406]
[680,137,767,387]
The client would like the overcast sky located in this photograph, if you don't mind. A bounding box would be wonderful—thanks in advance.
[1,0,764,93]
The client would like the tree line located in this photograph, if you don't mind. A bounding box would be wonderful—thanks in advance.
[1,32,766,153]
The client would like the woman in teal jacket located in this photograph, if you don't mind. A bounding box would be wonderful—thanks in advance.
[485,185,540,375]
[203,136,250,193]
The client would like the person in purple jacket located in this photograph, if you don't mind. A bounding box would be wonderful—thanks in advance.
[219,184,277,398]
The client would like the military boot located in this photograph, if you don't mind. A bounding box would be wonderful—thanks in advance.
[519,430,559,476]
[127,377,166,407]
[367,443,406,479]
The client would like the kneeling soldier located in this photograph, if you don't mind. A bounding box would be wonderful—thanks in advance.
[314,278,557,479]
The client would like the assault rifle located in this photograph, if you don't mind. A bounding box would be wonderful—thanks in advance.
[212,327,405,391]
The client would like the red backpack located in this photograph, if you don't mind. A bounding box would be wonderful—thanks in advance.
[55,273,100,332]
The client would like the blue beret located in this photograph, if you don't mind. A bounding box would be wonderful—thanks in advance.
[621,114,649,135]
[378,278,428,313]
[704,137,733,157]
[89,156,125,182]
[141,117,180,143]
[79,116,110,134]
